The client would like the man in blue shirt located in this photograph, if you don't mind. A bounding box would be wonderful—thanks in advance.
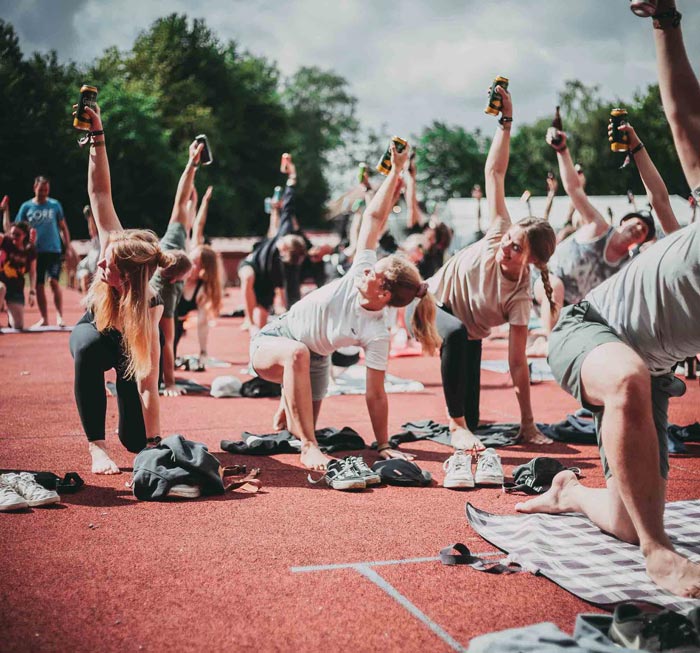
[15,175,74,327]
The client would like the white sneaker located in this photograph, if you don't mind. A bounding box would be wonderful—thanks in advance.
[166,484,201,499]
[474,448,504,486]
[0,479,29,511]
[1,472,60,507]
[442,450,475,489]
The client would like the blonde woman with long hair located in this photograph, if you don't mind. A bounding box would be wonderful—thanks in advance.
[69,103,192,475]
[250,143,441,474]
[174,185,223,366]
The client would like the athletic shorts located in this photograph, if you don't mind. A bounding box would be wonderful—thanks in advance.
[36,252,62,283]
[548,301,679,480]
[249,315,330,402]
[2,285,25,305]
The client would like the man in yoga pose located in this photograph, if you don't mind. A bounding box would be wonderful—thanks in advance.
[518,0,700,598]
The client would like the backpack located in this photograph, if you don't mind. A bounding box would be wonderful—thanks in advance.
[504,457,580,495]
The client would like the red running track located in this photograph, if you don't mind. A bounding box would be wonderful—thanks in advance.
[1,288,699,652]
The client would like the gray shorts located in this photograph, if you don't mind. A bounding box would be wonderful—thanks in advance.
[548,301,681,480]
[249,316,330,402]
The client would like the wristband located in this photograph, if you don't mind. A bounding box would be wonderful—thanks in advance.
[653,8,682,29]
[630,142,645,156]
[498,116,513,125]
[90,129,104,137]
[377,443,392,453]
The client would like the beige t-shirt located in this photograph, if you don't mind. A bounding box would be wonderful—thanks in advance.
[427,217,532,340]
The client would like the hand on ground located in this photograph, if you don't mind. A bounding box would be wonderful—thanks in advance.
[162,384,186,397]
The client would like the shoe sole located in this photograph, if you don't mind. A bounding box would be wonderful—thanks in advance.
[328,479,366,490]
[167,487,201,498]
[362,476,382,486]
[474,475,504,486]
[443,479,475,489]
[0,499,30,511]
[26,495,61,507]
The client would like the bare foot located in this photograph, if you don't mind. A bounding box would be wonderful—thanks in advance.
[515,470,579,514]
[89,441,121,475]
[300,443,331,471]
[526,336,548,358]
[56,315,65,328]
[32,318,48,328]
[644,547,700,598]
[272,400,287,431]
[450,427,485,451]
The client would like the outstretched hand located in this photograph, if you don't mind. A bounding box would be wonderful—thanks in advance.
[81,104,103,132]
[379,447,415,461]
[390,141,410,173]
[610,120,641,148]
[493,84,512,117]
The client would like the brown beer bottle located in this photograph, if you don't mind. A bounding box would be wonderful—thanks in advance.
[548,105,564,147]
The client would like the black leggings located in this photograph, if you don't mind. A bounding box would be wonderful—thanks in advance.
[69,313,147,453]
[407,303,482,429]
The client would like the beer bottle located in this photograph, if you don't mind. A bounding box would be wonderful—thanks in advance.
[73,85,98,130]
[376,136,408,175]
[609,108,629,152]
[548,105,564,147]
[357,162,367,184]
[485,76,509,115]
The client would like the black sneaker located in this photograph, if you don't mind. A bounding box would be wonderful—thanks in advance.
[323,459,366,491]
[345,456,381,486]
[609,603,700,652]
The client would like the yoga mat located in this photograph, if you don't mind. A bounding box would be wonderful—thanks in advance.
[106,378,210,396]
[1,325,73,334]
[326,364,424,396]
[466,500,700,614]
[481,359,555,383]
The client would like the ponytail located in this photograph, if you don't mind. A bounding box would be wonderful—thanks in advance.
[538,265,556,316]
[159,249,192,282]
[410,293,441,356]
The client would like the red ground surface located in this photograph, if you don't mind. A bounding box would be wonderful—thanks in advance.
[1,288,699,652]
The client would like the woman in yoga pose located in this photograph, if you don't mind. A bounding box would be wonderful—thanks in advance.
[250,142,441,471]
[69,103,193,474]
[413,85,557,451]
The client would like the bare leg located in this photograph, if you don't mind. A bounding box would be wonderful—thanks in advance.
[49,278,64,326]
[7,303,25,330]
[35,284,48,326]
[252,305,268,332]
[0,283,6,326]
[253,337,331,470]
[273,394,287,431]
[519,342,700,598]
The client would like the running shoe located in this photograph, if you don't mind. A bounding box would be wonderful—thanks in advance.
[474,448,504,486]
[608,603,700,652]
[0,472,60,507]
[0,479,29,511]
[442,450,475,489]
[346,456,381,486]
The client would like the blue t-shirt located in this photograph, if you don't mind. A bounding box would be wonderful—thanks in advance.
[15,198,64,254]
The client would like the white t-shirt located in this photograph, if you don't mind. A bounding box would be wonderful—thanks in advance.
[587,221,700,376]
[285,249,390,371]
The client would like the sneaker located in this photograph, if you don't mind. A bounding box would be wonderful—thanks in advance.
[474,448,504,486]
[166,484,201,499]
[1,472,60,507]
[346,456,381,486]
[609,603,700,652]
[442,450,475,489]
[0,479,29,511]
[324,459,366,491]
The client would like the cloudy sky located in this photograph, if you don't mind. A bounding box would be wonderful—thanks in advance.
[3,0,699,138]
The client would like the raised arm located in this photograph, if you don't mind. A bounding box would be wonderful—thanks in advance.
[357,143,409,252]
[83,105,122,253]
[652,2,700,191]
[485,85,513,227]
[192,186,213,247]
[169,140,203,227]
[617,121,681,235]
[547,129,608,235]
[1,195,10,233]
[405,156,423,230]
[543,174,557,222]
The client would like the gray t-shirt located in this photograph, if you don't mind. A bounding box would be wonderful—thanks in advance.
[587,221,700,375]
[550,227,628,305]
[150,222,187,318]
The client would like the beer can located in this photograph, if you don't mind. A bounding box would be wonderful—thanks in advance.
[485,76,509,116]
[376,136,408,176]
[195,134,213,165]
[280,153,291,173]
[357,162,367,183]
[609,108,629,152]
[272,186,283,202]
[73,84,98,131]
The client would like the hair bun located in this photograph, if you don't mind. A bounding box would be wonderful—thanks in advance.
[416,282,429,299]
